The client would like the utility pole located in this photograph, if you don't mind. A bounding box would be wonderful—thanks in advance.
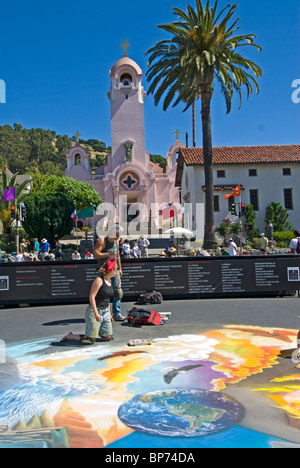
[16,204,19,255]
[238,202,246,255]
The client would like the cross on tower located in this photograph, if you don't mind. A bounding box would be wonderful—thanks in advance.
[174,129,181,141]
[73,131,81,143]
[121,39,130,57]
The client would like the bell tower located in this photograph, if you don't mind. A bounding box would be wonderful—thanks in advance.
[108,41,147,171]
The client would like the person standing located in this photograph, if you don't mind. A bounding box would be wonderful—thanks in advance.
[119,238,124,257]
[290,230,300,254]
[122,239,131,258]
[41,238,50,261]
[259,233,269,255]
[20,239,29,254]
[93,224,126,321]
[132,241,140,258]
[55,240,63,261]
[140,235,150,258]
[229,238,238,256]
[33,238,40,259]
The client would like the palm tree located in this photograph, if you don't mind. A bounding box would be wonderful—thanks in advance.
[146,0,262,248]
[192,101,196,147]
[0,170,31,202]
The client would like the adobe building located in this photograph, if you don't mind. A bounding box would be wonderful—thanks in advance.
[176,145,300,232]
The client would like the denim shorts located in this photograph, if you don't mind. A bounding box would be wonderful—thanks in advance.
[85,306,113,338]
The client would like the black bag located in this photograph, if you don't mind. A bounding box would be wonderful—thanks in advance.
[126,307,165,327]
[137,291,163,305]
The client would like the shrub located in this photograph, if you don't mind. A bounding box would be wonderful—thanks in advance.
[251,238,260,249]
[215,222,230,239]
[265,202,291,231]
[62,244,78,251]
[273,231,294,247]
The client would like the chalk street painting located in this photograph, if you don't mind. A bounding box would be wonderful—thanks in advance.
[0,325,300,448]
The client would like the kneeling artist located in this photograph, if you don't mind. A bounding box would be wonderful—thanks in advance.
[63,258,117,345]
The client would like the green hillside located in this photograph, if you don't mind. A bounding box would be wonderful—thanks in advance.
[0,123,166,176]
[0,123,111,176]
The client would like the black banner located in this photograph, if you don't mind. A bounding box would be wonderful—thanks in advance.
[0,255,300,306]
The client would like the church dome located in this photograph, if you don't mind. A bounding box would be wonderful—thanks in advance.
[110,57,143,80]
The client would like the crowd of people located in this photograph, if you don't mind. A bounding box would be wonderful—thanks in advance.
[117,233,272,258]
[0,238,62,263]
[0,236,97,263]
[119,236,151,258]
[1,229,300,264]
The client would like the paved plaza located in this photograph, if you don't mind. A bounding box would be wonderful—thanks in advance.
[0,296,300,448]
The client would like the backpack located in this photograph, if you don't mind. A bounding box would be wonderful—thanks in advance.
[126,307,165,327]
[137,291,163,305]
[296,239,300,254]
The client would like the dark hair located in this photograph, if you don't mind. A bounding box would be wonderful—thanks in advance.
[98,259,117,278]
[294,230,300,237]
[98,259,110,278]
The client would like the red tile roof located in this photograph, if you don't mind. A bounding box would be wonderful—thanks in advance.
[179,145,300,166]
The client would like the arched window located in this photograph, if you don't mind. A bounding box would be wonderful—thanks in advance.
[75,154,81,166]
[120,73,132,87]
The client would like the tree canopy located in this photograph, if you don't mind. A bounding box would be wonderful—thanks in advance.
[146,0,262,113]
[33,175,102,212]
[23,192,75,246]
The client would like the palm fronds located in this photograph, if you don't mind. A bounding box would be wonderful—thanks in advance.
[146,0,262,113]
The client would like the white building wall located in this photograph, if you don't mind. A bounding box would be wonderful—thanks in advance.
[182,163,300,233]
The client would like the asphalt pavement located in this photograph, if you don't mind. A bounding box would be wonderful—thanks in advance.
[0,296,299,346]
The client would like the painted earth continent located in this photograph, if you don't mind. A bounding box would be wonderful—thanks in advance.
[118,388,244,437]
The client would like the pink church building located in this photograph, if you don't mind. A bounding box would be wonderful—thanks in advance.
[66,42,184,230]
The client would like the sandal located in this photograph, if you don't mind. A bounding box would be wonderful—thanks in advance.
[99,336,114,342]
[80,336,95,345]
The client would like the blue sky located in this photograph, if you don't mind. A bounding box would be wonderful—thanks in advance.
[0,0,299,158]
